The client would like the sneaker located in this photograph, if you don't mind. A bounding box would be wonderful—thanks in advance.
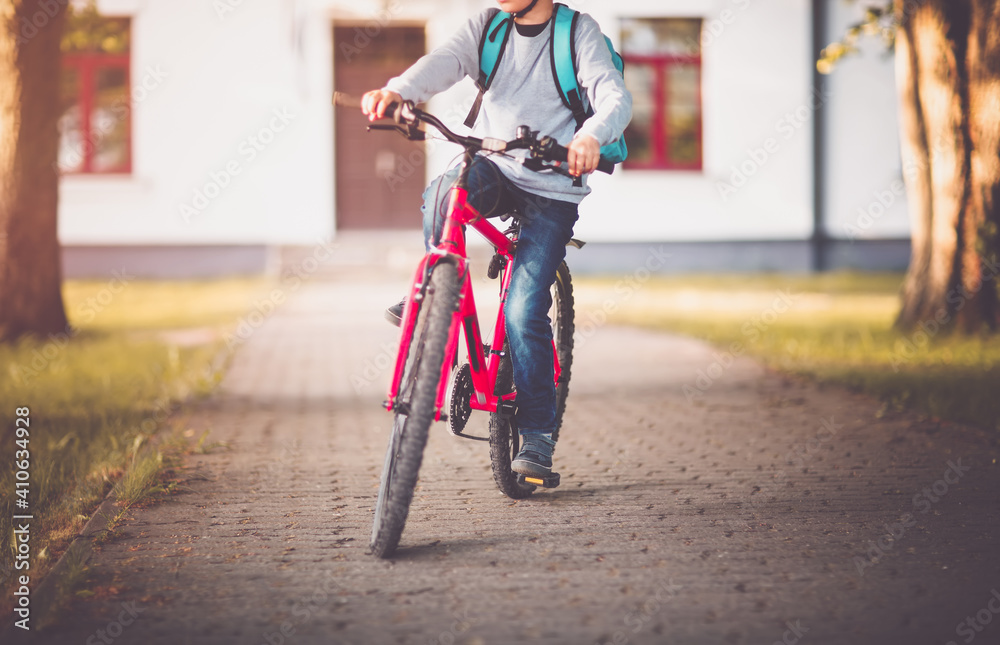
[511,434,555,477]
[385,298,406,327]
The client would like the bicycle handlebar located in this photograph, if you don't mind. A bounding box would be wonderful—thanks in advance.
[333,92,614,175]
[538,138,615,175]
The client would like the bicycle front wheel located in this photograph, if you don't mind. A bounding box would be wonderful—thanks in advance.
[371,262,460,558]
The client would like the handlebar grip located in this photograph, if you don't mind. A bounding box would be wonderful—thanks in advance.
[332,92,361,107]
[332,92,401,121]
[544,140,615,175]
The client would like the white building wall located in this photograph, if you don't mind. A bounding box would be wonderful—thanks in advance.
[61,0,338,245]
[60,0,478,246]
[577,0,814,242]
[822,0,910,240]
[58,0,906,252]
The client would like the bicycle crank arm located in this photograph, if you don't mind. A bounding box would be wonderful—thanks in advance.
[517,472,560,488]
[453,431,490,442]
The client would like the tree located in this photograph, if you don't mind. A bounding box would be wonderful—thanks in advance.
[0,0,69,342]
[821,0,1000,334]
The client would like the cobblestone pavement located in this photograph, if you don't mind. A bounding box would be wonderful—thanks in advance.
[27,267,1000,645]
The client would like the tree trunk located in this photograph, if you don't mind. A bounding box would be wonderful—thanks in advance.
[965,0,1000,326]
[894,0,1000,333]
[0,0,69,342]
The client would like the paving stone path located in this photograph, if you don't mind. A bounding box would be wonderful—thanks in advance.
[26,266,1000,645]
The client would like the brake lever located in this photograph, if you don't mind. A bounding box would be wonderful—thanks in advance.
[520,157,573,178]
[395,100,417,125]
[367,123,426,141]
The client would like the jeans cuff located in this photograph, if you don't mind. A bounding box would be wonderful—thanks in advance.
[519,430,555,445]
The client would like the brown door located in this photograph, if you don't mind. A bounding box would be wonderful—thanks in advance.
[334,25,426,230]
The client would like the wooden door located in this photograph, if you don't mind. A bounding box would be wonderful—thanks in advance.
[334,25,426,230]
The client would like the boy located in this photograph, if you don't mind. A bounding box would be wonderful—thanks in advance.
[361,0,631,478]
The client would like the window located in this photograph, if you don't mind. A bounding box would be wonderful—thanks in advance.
[59,9,131,174]
[621,18,702,170]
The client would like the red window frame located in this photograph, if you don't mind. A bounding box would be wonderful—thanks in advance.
[61,52,132,174]
[622,53,703,171]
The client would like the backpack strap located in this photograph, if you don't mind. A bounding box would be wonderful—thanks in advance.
[464,9,513,128]
[550,3,589,131]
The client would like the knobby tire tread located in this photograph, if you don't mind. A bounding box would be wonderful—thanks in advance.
[371,264,460,557]
[552,261,575,441]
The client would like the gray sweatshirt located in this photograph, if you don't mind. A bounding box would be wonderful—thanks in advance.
[385,8,632,204]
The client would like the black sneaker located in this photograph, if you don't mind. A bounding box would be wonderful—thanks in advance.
[385,298,406,327]
[511,434,555,477]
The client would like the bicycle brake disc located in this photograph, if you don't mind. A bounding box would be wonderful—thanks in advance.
[448,363,474,436]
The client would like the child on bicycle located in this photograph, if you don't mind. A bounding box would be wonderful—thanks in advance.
[361,0,631,479]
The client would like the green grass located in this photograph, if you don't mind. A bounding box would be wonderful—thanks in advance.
[1,278,268,599]
[575,272,1000,430]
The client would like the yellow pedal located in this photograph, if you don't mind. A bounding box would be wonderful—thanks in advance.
[516,472,560,488]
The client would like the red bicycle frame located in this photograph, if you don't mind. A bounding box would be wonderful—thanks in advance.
[384,183,561,422]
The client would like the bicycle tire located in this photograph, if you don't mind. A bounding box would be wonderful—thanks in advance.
[371,263,460,557]
[489,261,575,498]
[551,260,575,441]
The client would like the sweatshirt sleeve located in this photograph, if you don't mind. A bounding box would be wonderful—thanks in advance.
[572,14,633,146]
[383,10,492,103]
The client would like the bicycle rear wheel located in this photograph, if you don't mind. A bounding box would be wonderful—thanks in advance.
[489,260,575,498]
[551,260,575,440]
[371,262,460,557]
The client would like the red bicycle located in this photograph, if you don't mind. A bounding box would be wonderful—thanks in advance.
[334,93,613,558]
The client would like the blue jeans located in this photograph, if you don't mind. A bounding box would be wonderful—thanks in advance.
[422,157,578,438]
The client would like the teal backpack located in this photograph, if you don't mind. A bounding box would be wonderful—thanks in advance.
[463,3,629,166]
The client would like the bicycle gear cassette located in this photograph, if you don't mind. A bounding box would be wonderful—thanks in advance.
[449,363,474,436]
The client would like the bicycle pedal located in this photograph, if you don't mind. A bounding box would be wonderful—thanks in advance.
[517,472,560,488]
